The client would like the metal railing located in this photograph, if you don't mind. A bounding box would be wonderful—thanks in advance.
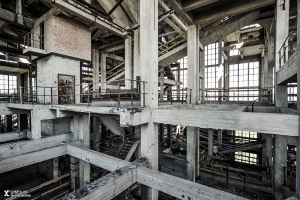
[203,88,272,103]
[159,88,192,104]
[278,20,297,68]
[24,32,45,50]
[6,79,147,108]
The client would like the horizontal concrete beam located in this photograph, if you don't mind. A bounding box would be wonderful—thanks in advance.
[61,165,137,200]
[152,109,299,136]
[67,144,129,171]
[0,134,67,159]
[0,8,34,28]
[137,167,247,200]
[45,0,127,38]
[0,131,27,143]
[0,145,66,173]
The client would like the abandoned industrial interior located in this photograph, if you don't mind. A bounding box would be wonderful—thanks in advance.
[0,0,300,199]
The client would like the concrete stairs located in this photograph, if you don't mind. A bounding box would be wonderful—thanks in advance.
[99,116,125,136]
[116,135,136,160]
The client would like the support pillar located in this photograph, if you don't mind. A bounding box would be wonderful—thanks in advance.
[53,157,59,179]
[265,134,273,167]
[187,25,199,104]
[133,29,140,88]
[125,35,133,89]
[93,116,100,152]
[224,43,230,101]
[273,1,289,198]
[79,115,90,187]
[70,115,80,190]
[100,53,107,93]
[296,0,300,197]
[167,124,172,148]
[274,0,289,108]
[187,127,199,182]
[273,135,287,199]
[92,44,100,93]
[208,129,214,157]
[16,0,23,24]
[140,0,158,198]
[217,129,222,149]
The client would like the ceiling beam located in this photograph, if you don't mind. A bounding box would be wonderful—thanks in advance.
[200,11,261,46]
[182,0,220,12]
[159,0,188,32]
[165,0,194,25]
[194,0,276,25]
[0,8,34,29]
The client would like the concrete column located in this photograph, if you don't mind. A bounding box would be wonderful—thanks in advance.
[133,29,140,88]
[208,129,214,157]
[70,115,80,190]
[167,124,172,148]
[217,129,222,148]
[187,25,199,104]
[224,43,230,101]
[274,0,289,108]
[266,33,275,93]
[159,123,164,148]
[53,157,59,179]
[125,35,133,89]
[159,69,164,101]
[93,116,100,152]
[70,156,79,191]
[100,53,107,93]
[140,0,158,198]
[265,134,273,167]
[218,40,223,102]
[200,50,205,103]
[5,115,12,132]
[79,115,90,187]
[296,0,300,197]
[92,45,100,93]
[187,127,199,182]
[273,135,287,199]
[16,0,23,24]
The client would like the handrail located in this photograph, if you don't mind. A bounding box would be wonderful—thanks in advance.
[278,19,297,68]
[24,32,45,50]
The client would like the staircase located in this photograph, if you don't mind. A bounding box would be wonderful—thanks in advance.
[116,136,136,160]
[99,116,125,136]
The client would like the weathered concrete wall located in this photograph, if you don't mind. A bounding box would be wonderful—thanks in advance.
[41,119,53,136]
[33,9,91,60]
[37,55,81,104]
[53,117,70,135]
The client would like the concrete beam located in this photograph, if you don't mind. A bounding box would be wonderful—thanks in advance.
[165,0,194,25]
[221,143,265,154]
[60,164,137,200]
[0,145,66,174]
[137,167,247,200]
[44,0,127,38]
[107,54,124,62]
[194,0,275,25]
[67,144,129,171]
[0,131,27,143]
[158,0,188,32]
[200,11,261,46]
[182,0,219,12]
[0,134,67,159]
[152,109,299,136]
[0,7,34,28]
